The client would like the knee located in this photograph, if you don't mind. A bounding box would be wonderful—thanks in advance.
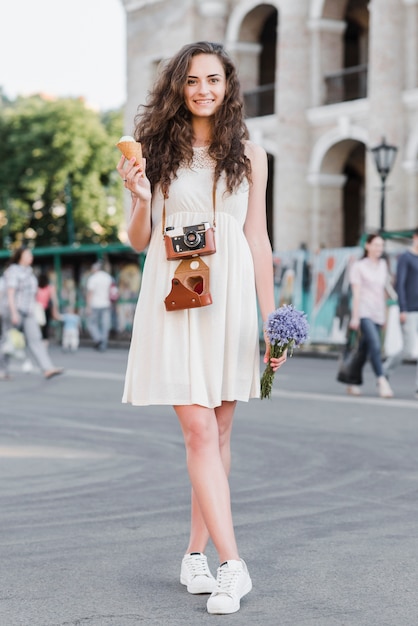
[183,416,216,454]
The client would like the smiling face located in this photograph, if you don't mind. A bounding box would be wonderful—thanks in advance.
[183,53,226,119]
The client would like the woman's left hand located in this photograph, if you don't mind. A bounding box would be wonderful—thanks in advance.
[263,342,287,372]
[11,310,20,328]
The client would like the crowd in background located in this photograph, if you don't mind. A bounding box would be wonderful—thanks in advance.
[0,249,119,379]
[0,231,417,397]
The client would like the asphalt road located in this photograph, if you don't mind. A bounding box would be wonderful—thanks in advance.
[1,346,417,626]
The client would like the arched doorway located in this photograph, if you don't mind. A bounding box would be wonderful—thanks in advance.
[320,0,369,104]
[311,137,366,247]
[229,4,278,118]
[343,143,366,245]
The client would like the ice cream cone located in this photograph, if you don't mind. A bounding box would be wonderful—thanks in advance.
[116,140,143,166]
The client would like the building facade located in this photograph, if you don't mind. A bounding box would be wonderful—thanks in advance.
[120,0,418,251]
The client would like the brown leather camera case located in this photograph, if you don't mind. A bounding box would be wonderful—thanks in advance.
[164,257,212,311]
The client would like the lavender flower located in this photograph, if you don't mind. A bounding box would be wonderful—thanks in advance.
[260,304,309,399]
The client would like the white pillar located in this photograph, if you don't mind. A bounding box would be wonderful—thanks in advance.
[308,19,346,107]
[276,1,311,251]
[404,0,418,90]
[367,0,405,231]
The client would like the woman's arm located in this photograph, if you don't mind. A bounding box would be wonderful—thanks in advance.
[348,260,364,330]
[243,142,275,321]
[349,282,361,329]
[50,284,60,319]
[244,142,286,371]
[117,156,153,252]
[7,287,19,326]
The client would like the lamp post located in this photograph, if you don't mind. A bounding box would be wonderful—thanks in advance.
[370,136,398,232]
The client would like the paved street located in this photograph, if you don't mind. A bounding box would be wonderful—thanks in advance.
[0,345,417,626]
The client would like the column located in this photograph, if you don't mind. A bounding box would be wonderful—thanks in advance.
[366,0,405,230]
[308,18,346,107]
[194,1,228,41]
[276,1,312,251]
[403,0,418,90]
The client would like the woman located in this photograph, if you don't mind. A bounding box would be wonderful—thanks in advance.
[36,273,60,344]
[348,233,394,398]
[0,247,63,380]
[117,42,286,615]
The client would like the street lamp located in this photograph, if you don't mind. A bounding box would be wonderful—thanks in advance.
[370,136,398,232]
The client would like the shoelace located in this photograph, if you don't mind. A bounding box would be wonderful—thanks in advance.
[187,555,210,577]
[214,566,241,595]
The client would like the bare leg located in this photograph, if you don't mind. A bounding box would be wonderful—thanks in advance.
[175,401,239,563]
[185,401,236,554]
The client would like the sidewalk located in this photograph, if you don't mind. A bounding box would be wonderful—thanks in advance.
[1,348,417,625]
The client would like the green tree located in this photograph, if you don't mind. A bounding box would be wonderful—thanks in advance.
[0,95,124,248]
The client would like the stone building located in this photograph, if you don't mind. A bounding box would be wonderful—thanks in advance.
[119,0,418,251]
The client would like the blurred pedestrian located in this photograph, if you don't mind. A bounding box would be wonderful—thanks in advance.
[348,233,394,398]
[60,306,81,352]
[36,273,60,345]
[117,41,286,615]
[383,227,418,397]
[0,246,63,380]
[85,261,113,351]
[0,274,5,333]
[109,278,120,335]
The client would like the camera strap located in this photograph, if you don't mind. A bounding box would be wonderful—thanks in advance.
[161,180,217,236]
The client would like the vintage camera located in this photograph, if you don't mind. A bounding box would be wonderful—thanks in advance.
[164,222,216,260]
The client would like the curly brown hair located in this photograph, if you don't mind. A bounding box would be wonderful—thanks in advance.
[133,41,251,196]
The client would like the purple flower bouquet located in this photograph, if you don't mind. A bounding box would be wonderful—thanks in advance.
[260,304,309,400]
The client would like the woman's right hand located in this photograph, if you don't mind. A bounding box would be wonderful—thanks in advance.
[117,156,152,204]
[349,316,360,330]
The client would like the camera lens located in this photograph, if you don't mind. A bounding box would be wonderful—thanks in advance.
[184,230,201,248]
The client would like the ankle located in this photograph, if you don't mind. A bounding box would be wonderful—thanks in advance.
[218,554,240,564]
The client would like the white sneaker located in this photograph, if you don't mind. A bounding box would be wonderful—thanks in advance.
[180,552,216,594]
[206,559,252,615]
[378,376,394,398]
[347,385,361,396]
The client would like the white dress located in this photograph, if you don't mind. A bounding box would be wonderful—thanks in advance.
[122,147,260,408]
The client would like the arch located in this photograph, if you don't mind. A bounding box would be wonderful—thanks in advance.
[226,2,279,117]
[308,124,369,176]
[342,142,366,245]
[309,132,367,247]
[226,0,280,45]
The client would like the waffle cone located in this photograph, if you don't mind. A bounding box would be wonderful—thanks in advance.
[116,140,143,165]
